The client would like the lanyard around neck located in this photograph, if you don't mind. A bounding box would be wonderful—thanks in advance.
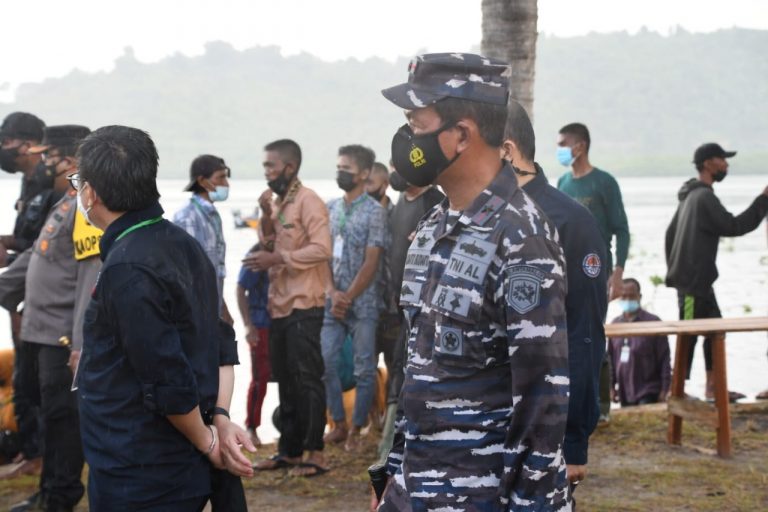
[116,216,163,241]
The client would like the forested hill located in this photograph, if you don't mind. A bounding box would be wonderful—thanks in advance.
[1,28,765,179]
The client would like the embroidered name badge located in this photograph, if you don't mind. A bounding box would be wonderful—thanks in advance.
[582,253,602,278]
[438,327,463,356]
[505,265,544,314]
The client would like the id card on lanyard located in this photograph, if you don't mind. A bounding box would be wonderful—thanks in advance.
[333,200,359,274]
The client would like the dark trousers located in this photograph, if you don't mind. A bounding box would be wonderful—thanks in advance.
[246,327,271,430]
[375,312,401,402]
[386,314,408,405]
[678,289,721,377]
[12,332,41,460]
[621,394,659,407]
[269,307,326,457]
[15,342,84,508]
[209,467,247,512]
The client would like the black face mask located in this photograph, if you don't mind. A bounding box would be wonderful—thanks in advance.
[336,171,357,192]
[713,170,727,182]
[389,170,409,192]
[391,123,459,187]
[368,187,385,202]
[0,146,21,174]
[267,166,293,196]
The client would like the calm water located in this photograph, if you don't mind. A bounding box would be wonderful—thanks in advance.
[0,174,766,443]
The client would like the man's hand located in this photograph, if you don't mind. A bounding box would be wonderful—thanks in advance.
[245,325,260,348]
[330,290,351,319]
[258,189,273,217]
[566,464,587,484]
[242,250,283,271]
[68,350,81,374]
[608,266,624,301]
[214,418,257,477]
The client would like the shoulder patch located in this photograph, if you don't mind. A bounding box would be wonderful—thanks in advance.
[582,253,601,278]
[505,265,544,314]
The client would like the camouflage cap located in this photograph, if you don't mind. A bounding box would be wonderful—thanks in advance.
[382,52,510,109]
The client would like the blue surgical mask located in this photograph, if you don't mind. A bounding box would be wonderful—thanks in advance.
[556,146,575,167]
[209,185,229,202]
[618,299,640,314]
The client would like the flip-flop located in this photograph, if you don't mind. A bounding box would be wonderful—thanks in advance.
[253,455,298,471]
[289,462,330,478]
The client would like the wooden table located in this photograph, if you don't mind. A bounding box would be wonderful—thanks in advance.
[604,316,768,458]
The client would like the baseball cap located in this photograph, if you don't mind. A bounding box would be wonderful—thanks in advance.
[693,143,737,166]
[183,154,230,192]
[382,52,510,109]
[28,125,91,154]
[0,112,45,141]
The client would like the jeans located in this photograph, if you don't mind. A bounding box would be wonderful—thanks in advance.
[321,304,378,428]
[269,308,326,457]
[16,342,84,508]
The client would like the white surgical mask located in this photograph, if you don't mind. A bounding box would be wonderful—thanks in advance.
[77,182,93,224]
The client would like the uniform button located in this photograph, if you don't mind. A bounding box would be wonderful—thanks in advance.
[58,336,71,347]
[584,337,592,344]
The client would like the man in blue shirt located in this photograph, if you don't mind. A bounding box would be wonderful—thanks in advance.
[322,145,387,452]
[74,126,252,511]
[502,100,608,492]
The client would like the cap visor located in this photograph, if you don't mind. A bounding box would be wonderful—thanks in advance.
[724,150,737,158]
[381,83,447,110]
[27,144,50,154]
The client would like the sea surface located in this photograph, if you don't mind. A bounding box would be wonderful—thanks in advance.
[0,174,766,443]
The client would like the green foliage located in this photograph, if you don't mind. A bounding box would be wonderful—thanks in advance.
[1,29,766,179]
[649,275,664,287]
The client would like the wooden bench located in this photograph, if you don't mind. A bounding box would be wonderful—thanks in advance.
[604,316,768,458]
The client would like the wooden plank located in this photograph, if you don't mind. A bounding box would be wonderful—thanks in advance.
[711,334,732,458]
[668,335,692,445]
[667,396,718,428]
[605,316,768,338]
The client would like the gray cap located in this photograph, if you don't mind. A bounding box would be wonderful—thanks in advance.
[382,52,510,109]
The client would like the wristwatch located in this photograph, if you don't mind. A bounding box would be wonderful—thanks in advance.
[212,407,230,419]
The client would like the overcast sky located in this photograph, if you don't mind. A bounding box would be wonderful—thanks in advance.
[1,0,766,101]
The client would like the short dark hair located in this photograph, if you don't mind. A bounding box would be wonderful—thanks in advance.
[559,122,591,152]
[504,100,536,161]
[623,277,641,295]
[189,154,228,194]
[338,144,375,172]
[77,125,160,212]
[433,97,508,147]
[371,162,389,179]
[264,139,302,171]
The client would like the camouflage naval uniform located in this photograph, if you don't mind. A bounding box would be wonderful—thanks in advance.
[380,164,571,512]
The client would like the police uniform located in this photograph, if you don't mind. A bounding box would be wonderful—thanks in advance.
[379,165,570,511]
[1,191,102,510]
[11,162,58,257]
[522,165,608,466]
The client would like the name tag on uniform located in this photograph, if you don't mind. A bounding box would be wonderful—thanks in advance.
[620,344,631,364]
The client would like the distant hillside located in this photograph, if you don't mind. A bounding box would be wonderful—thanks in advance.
[1,28,766,179]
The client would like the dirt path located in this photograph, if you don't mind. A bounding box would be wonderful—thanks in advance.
[2,403,767,511]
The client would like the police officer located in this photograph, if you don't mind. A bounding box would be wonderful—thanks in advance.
[376,53,570,511]
[0,125,100,511]
[502,100,608,493]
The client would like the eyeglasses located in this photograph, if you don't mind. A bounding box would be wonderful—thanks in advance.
[67,173,85,191]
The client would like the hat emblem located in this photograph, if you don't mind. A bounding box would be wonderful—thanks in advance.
[409,146,426,168]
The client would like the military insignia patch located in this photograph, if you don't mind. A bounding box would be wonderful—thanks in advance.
[582,253,601,278]
[439,327,463,356]
[505,265,544,314]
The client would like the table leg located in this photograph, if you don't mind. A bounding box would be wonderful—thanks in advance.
[668,334,690,445]
[711,333,731,458]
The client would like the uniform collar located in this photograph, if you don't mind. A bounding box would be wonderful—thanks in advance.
[520,162,547,199]
[100,201,165,260]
